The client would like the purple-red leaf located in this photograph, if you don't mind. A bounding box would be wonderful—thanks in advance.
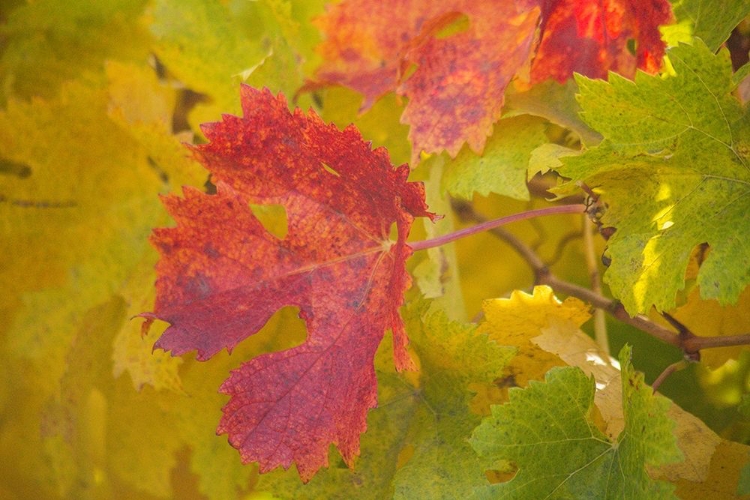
[144,86,435,480]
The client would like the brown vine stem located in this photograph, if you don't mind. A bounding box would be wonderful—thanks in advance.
[449,200,750,358]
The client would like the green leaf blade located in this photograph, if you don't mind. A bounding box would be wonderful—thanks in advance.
[556,40,750,314]
[470,367,611,499]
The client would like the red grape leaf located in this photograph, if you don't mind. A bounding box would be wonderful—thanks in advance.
[142,86,436,481]
[314,0,671,160]
[314,0,541,162]
[531,0,673,83]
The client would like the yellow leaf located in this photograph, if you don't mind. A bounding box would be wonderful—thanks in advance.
[479,285,590,390]
[113,260,183,393]
[670,285,750,369]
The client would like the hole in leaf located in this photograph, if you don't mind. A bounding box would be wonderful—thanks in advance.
[435,12,469,39]
[249,203,288,239]
[388,222,399,242]
[679,243,711,300]
[321,161,341,177]
[230,306,308,359]
[333,453,349,469]
[205,175,217,194]
[626,38,637,56]
[400,63,418,81]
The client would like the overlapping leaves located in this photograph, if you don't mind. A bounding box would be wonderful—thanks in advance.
[315,0,671,162]
[4,0,750,497]
[555,40,750,314]
[471,345,681,499]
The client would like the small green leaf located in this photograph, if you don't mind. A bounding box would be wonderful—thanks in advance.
[442,115,547,200]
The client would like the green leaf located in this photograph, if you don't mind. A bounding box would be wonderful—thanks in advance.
[470,345,681,499]
[149,0,322,130]
[528,143,580,178]
[668,0,750,51]
[391,301,515,499]
[442,115,547,200]
[555,40,750,314]
[413,156,467,320]
[504,80,601,146]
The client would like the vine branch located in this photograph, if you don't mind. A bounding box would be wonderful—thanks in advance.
[449,200,750,360]
[410,204,587,252]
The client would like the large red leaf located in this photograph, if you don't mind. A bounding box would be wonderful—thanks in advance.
[143,86,435,480]
[314,0,671,160]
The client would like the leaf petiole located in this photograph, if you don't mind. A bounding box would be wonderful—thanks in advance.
[410,204,586,251]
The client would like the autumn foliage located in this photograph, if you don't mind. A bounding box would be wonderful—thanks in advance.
[2,0,750,499]
[144,86,435,479]
[315,0,672,161]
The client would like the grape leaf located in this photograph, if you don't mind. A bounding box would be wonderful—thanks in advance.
[41,298,128,498]
[470,345,681,499]
[554,40,750,314]
[504,80,602,146]
[531,0,674,84]
[391,300,515,499]
[0,72,209,496]
[106,60,207,392]
[314,0,672,162]
[480,286,592,389]
[530,303,750,497]
[442,115,548,201]
[255,332,413,499]
[150,0,267,115]
[149,0,323,129]
[412,156,466,319]
[0,77,185,382]
[145,86,436,481]
[314,0,541,161]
